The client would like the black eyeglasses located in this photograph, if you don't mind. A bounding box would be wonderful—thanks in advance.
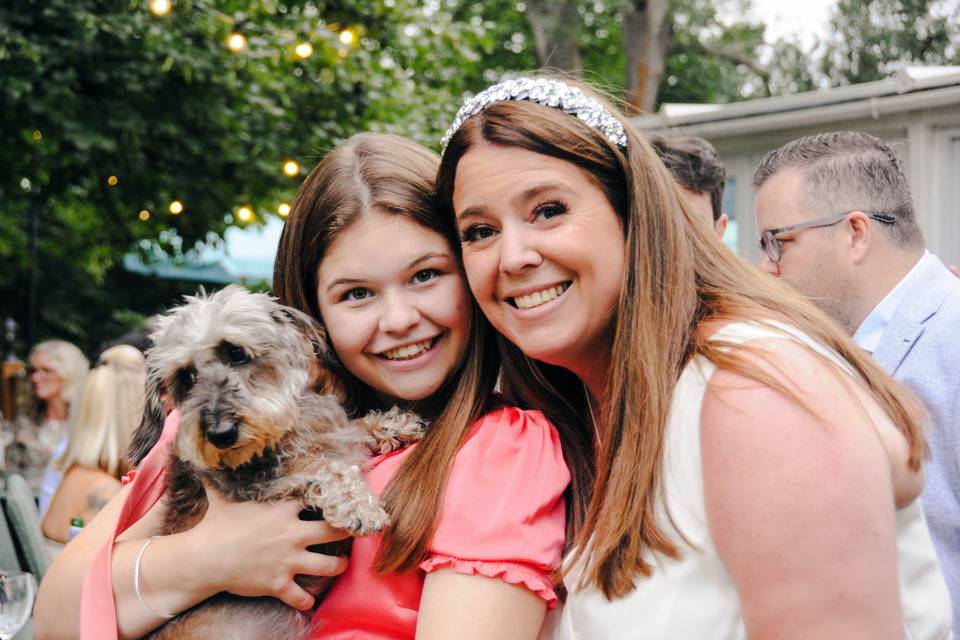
[759,211,896,264]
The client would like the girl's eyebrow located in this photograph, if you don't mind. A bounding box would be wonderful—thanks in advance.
[325,253,452,293]
[407,252,452,269]
[325,277,366,293]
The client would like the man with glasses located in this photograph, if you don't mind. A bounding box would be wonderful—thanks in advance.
[753,130,960,626]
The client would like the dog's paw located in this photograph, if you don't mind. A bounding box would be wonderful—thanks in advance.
[333,503,390,536]
[358,408,426,454]
[351,506,391,536]
[382,407,426,444]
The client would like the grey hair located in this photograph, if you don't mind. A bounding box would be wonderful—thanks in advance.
[753,131,923,248]
[30,340,90,413]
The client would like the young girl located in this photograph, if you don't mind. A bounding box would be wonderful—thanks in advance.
[34,133,570,640]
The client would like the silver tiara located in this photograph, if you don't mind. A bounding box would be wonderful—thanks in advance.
[440,77,628,152]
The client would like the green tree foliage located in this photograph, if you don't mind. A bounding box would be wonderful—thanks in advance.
[821,0,960,85]
[0,0,812,356]
[656,0,771,106]
[510,0,783,111]
[0,0,522,354]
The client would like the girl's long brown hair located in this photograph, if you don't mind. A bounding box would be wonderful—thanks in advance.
[436,84,926,599]
[273,133,500,572]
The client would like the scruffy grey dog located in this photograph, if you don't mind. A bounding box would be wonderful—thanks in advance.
[127,285,423,640]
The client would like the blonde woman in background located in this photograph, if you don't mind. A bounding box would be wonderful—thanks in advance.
[16,340,90,507]
[41,345,145,551]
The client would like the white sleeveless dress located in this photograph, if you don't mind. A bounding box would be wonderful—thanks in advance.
[544,321,952,640]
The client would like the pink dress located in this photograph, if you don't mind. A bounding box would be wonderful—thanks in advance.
[311,406,569,639]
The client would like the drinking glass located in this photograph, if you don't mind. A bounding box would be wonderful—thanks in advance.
[0,571,36,640]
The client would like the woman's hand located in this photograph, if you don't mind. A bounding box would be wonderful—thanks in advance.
[183,485,351,610]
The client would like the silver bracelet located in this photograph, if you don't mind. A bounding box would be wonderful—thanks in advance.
[133,536,176,619]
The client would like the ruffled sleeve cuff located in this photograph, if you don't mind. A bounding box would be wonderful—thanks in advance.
[419,553,559,609]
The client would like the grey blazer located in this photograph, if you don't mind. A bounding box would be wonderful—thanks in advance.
[872,254,960,629]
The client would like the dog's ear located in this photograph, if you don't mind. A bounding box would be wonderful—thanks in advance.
[272,305,346,399]
[127,371,166,466]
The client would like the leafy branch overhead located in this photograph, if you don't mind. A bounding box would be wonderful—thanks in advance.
[2,0,956,355]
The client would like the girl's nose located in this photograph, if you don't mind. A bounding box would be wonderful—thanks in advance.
[378,296,421,334]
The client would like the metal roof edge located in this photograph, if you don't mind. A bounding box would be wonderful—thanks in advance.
[632,67,960,131]
[645,83,960,139]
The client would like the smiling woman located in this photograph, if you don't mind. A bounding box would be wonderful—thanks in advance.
[453,145,625,377]
[436,76,951,640]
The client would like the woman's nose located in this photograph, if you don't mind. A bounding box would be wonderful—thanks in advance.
[378,297,421,334]
[498,228,543,274]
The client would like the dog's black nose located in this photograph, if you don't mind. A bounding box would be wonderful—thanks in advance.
[206,420,239,449]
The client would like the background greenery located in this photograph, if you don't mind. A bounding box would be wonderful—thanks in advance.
[1,0,958,356]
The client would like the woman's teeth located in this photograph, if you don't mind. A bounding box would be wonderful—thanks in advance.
[512,284,569,310]
[383,339,434,361]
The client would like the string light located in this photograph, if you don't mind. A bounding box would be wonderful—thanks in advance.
[278,203,291,217]
[139,210,151,221]
[237,206,254,222]
[338,49,348,58]
[227,32,248,52]
[339,28,355,45]
[169,200,184,215]
[149,0,171,16]
[32,130,42,141]
[107,175,119,186]
[282,160,300,177]
[294,42,314,59]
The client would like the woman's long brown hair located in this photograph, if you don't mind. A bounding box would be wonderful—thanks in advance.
[436,85,926,599]
[273,133,500,572]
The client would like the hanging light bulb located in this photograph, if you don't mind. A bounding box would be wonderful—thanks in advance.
[149,0,171,16]
[139,210,151,221]
[107,175,119,186]
[278,203,291,217]
[294,42,314,59]
[237,206,254,222]
[169,200,184,215]
[227,32,248,52]
[339,28,355,45]
[282,160,300,177]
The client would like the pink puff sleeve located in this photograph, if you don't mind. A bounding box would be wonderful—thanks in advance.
[419,407,570,608]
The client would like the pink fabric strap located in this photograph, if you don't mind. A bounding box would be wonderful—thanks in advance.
[80,409,179,640]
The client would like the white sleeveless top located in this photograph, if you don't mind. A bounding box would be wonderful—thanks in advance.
[544,321,952,640]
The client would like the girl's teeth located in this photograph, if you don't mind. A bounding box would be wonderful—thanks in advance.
[384,339,433,360]
[514,285,567,310]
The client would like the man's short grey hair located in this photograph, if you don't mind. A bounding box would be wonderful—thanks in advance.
[753,131,923,248]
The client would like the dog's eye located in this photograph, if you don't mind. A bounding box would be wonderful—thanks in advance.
[227,345,251,365]
[177,367,197,391]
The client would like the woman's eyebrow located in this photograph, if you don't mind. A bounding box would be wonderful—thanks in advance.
[514,182,572,206]
[457,206,484,223]
[457,182,574,222]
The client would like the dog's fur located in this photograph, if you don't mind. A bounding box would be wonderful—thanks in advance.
[128,285,423,640]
